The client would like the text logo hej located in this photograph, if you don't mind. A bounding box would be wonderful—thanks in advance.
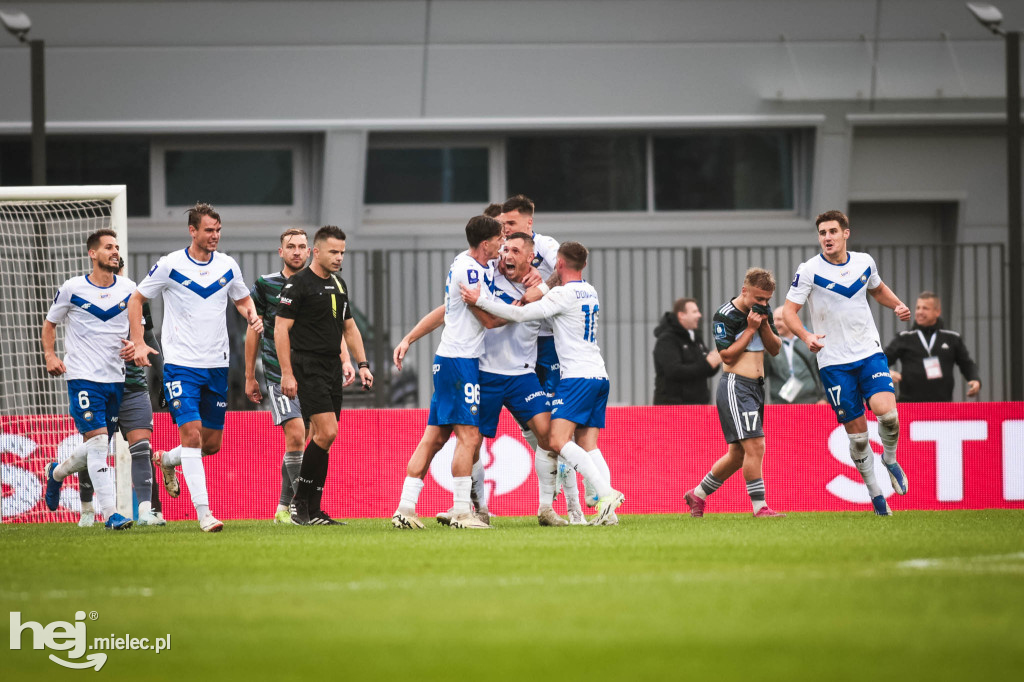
[10,611,172,671]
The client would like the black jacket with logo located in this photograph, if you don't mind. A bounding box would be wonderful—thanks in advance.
[883,318,980,402]
[652,312,719,405]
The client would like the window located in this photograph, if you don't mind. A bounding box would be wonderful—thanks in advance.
[653,131,795,211]
[0,137,151,217]
[364,147,489,204]
[506,135,646,212]
[164,149,293,206]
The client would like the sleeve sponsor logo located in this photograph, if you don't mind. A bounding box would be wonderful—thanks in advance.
[791,273,799,287]
[713,322,727,339]
[148,264,158,276]
[467,269,479,284]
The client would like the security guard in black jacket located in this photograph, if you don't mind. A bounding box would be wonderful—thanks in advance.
[883,292,981,402]
[652,298,721,405]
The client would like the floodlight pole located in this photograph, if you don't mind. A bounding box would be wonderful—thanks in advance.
[1006,30,1022,401]
[30,38,45,186]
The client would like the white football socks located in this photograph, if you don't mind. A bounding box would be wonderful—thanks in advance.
[521,426,539,452]
[452,476,472,514]
[877,409,900,465]
[179,447,209,519]
[54,440,89,481]
[84,434,116,518]
[398,476,424,513]
[163,446,182,467]
[848,432,882,497]
[471,458,488,510]
[535,449,557,510]
[559,441,612,498]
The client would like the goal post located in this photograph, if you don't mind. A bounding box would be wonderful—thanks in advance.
[0,185,133,522]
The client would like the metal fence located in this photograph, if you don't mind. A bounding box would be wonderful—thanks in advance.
[126,242,1008,411]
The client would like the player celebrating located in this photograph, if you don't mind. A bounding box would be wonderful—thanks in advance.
[42,229,136,530]
[683,268,785,518]
[462,241,624,526]
[394,233,562,527]
[498,196,586,522]
[275,226,371,526]
[128,203,263,532]
[782,209,911,515]
[390,215,504,530]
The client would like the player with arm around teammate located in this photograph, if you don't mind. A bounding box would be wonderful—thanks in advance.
[683,268,786,519]
[390,215,504,530]
[462,241,625,526]
[42,229,136,530]
[128,203,263,532]
[781,209,911,516]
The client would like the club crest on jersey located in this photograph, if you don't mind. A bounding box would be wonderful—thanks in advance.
[218,277,227,286]
[172,400,181,410]
[531,255,543,267]
[470,405,479,415]
[467,269,479,284]
[118,301,127,309]
[83,411,94,421]
[860,275,867,283]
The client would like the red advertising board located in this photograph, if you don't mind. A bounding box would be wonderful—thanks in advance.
[3,403,1023,523]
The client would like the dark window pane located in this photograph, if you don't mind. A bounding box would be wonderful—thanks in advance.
[654,131,794,211]
[0,137,151,217]
[165,149,293,206]
[506,136,646,212]
[365,148,488,204]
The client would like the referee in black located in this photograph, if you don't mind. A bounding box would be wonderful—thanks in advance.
[275,225,373,525]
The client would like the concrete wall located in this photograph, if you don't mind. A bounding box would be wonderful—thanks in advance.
[0,0,1019,251]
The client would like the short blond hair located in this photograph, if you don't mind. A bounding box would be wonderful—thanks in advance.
[744,267,776,292]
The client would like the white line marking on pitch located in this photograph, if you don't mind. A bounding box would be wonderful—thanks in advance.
[899,552,1024,571]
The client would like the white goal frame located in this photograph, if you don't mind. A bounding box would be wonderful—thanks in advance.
[0,185,133,519]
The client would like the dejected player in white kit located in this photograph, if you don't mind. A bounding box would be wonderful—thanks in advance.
[390,215,504,530]
[462,241,624,525]
[782,209,911,515]
[128,203,263,532]
[42,228,136,530]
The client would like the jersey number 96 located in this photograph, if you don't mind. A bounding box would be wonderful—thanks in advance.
[464,383,480,405]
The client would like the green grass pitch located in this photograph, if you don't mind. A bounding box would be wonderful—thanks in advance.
[3,511,1023,681]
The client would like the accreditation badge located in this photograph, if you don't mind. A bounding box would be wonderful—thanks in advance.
[778,375,802,403]
[923,356,943,380]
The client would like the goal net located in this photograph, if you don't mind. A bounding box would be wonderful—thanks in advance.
[0,186,131,523]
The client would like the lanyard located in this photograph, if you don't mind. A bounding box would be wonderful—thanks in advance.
[783,339,795,375]
[916,330,937,357]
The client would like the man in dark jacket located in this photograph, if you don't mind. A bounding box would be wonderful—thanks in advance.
[652,297,721,404]
[884,291,981,402]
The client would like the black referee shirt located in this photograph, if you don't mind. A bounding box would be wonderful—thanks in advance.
[276,267,352,356]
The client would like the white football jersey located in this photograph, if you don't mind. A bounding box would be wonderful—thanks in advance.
[46,274,137,383]
[479,271,540,376]
[435,251,494,360]
[531,230,559,338]
[476,280,607,379]
[136,248,250,368]
[785,251,884,369]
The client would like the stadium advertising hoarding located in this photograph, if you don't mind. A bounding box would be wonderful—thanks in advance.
[3,403,1022,522]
